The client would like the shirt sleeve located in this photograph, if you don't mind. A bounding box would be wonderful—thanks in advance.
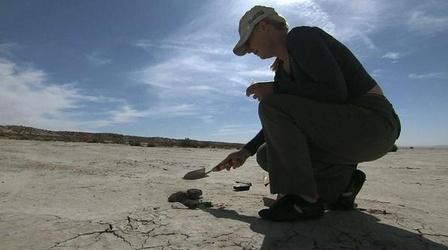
[243,129,265,156]
[276,26,347,103]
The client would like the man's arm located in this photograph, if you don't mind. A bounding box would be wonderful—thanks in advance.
[242,129,265,156]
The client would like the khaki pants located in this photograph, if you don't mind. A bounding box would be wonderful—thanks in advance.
[256,93,401,204]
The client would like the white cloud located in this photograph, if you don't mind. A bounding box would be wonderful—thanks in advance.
[108,105,148,123]
[135,40,230,56]
[238,70,274,78]
[212,124,260,136]
[382,51,403,63]
[371,69,384,78]
[382,52,401,60]
[133,44,271,112]
[199,115,214,124]
[207,123,261,143]
[409,72,444,79]
[279,0,335,31]
[408,10,448,34]
[298,0,388,50]
[0,57,149,131]
[86,51,111,66]
[271,0,310,5]
[0,58,79,126]
[145,104,198,118]
[0,43,19,54]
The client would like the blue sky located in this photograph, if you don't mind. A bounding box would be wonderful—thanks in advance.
[1,0,447,146]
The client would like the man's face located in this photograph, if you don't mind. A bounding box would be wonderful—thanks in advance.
[245,21,274,59]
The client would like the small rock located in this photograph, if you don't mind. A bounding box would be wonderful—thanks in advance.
[171,203,188,209]
[197,201,213,209]
[168,191,188,202]
[168,189,209,209]
[233,184,251,191]
[186,188,202,200]
[181,199,200,209]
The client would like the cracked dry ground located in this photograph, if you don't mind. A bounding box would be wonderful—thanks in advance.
[1,139,447,249]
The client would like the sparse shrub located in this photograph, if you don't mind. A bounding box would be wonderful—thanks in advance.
[88,138,102,143]
[129,141,142,146]
[181,138,195,148]
[18,135,29,140]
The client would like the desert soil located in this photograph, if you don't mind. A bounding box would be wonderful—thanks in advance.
[0,139,447,249]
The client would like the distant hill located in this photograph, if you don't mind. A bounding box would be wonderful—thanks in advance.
[0,125,244,149]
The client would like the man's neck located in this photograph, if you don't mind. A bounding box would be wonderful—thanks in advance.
[273,32,289,62]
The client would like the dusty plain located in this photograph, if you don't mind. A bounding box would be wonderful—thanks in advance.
[0,139,447,249]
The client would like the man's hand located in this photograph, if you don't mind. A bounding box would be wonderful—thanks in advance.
[246,82,274,101]
[215,148,251,171]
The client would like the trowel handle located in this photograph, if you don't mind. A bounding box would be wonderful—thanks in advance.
[206,166,219,174]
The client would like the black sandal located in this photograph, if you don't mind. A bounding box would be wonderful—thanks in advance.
[258,195,324,222]
[329,169,366,210]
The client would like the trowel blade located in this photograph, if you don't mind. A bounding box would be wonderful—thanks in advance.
[183,167,207,180]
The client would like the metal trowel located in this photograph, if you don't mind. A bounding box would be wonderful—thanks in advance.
[183,166,218,180]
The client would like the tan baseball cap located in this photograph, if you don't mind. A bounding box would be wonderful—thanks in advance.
[233,5,286,56]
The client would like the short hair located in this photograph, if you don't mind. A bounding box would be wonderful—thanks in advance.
[263,15,289,33]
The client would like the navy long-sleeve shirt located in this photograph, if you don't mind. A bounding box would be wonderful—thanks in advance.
[243,26,377,156]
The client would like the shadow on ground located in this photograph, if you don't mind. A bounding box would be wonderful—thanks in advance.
[203,207,448,250]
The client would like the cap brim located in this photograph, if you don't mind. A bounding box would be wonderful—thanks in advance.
[233,26,254,56]
[233,42,247,56]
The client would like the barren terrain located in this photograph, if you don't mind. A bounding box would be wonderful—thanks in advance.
[1,139,447,249]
